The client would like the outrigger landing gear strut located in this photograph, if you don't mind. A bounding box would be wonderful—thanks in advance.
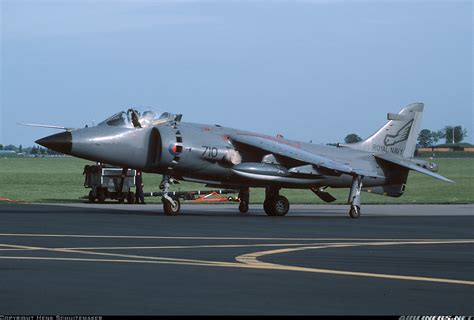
[348,175,363,219]
[160,175,181,215]
[238,188,250,213]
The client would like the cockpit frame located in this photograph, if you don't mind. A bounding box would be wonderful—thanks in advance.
[99,108,182,129]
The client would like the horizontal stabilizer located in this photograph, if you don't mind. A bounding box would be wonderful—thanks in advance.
[375,153,454,183]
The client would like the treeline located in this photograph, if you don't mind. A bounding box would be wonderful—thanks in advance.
[340,125,469,148]
[417,126,468,148]
[0,144,63,155]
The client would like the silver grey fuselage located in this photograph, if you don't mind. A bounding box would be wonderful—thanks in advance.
[68,121,399,190]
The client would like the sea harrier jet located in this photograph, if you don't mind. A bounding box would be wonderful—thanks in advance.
[34,103,452,217]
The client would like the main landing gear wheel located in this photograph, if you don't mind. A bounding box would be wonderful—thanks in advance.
[239,202,249,214]
[349,205,361,219]
[163,197,181,216]
[265,196,290,216]
[263,200,274,216]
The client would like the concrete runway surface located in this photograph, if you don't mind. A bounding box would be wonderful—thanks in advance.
[0,203,473,315]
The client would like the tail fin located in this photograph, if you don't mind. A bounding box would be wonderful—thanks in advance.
[343,103,424,158]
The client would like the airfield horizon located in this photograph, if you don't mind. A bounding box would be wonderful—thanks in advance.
[1,157,472,205]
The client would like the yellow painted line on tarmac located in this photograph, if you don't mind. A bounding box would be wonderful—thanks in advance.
[0,244,41,251]
[237,240,474,263]
[1,242,473,286]
[236,240,474,286]
[57,243,335,250]
[0,249,39,251]
[1,239,473,286]
[0,243,244,268]
[0,256,241,267]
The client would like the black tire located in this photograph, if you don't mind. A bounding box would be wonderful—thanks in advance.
[97,188,106,203]
[263,200,275,216]
[239,202,249,214]
[88,190,95,203]
[163,198,181,216]
[271,196,290,216]
[349,206,361,219]
[127,192,135,204]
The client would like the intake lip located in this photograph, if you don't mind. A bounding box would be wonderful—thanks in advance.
[36,131,72,155]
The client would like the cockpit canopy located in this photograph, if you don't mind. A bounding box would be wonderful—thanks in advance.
[99,108,182,128]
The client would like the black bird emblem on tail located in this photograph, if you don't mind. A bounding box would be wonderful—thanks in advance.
[384,119,414,146]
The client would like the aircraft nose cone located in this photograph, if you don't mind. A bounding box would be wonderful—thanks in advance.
[36,131,72,155]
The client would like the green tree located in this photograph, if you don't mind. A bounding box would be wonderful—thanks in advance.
[344,133,362,144]
[31,146,38,155]
[417,129,433,148]
[4,144,18,151]
[19,145,23,153]
[444,126,467,144]
[0,144,3,150]
[431,130,444,145]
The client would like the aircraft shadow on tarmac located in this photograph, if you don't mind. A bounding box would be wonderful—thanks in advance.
[0,202,406,220]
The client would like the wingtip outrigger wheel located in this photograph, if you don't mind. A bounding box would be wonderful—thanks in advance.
[239,202,249,214]
[349,205,361,219]
[348,175,363,219]
[238,188,250,214]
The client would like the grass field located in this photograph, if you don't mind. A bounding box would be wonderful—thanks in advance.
[0,157,473,204]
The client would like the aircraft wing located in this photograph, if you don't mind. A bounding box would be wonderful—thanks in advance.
[230,133,382,178]
[374,153,454,183]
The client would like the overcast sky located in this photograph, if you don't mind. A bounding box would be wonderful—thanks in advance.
[1,0,472,147]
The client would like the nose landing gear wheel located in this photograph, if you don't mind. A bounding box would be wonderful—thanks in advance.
[265,196,290,216]
[239,202,249,214]
[163,198,181,216]
[349,205,361,219]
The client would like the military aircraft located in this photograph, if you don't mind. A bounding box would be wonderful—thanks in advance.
[33,103,453,218]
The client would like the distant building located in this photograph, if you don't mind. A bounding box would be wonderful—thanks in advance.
[417,143,474,152]
[0,150,16,155]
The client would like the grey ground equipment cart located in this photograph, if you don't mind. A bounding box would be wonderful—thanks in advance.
[83,164,136,204]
